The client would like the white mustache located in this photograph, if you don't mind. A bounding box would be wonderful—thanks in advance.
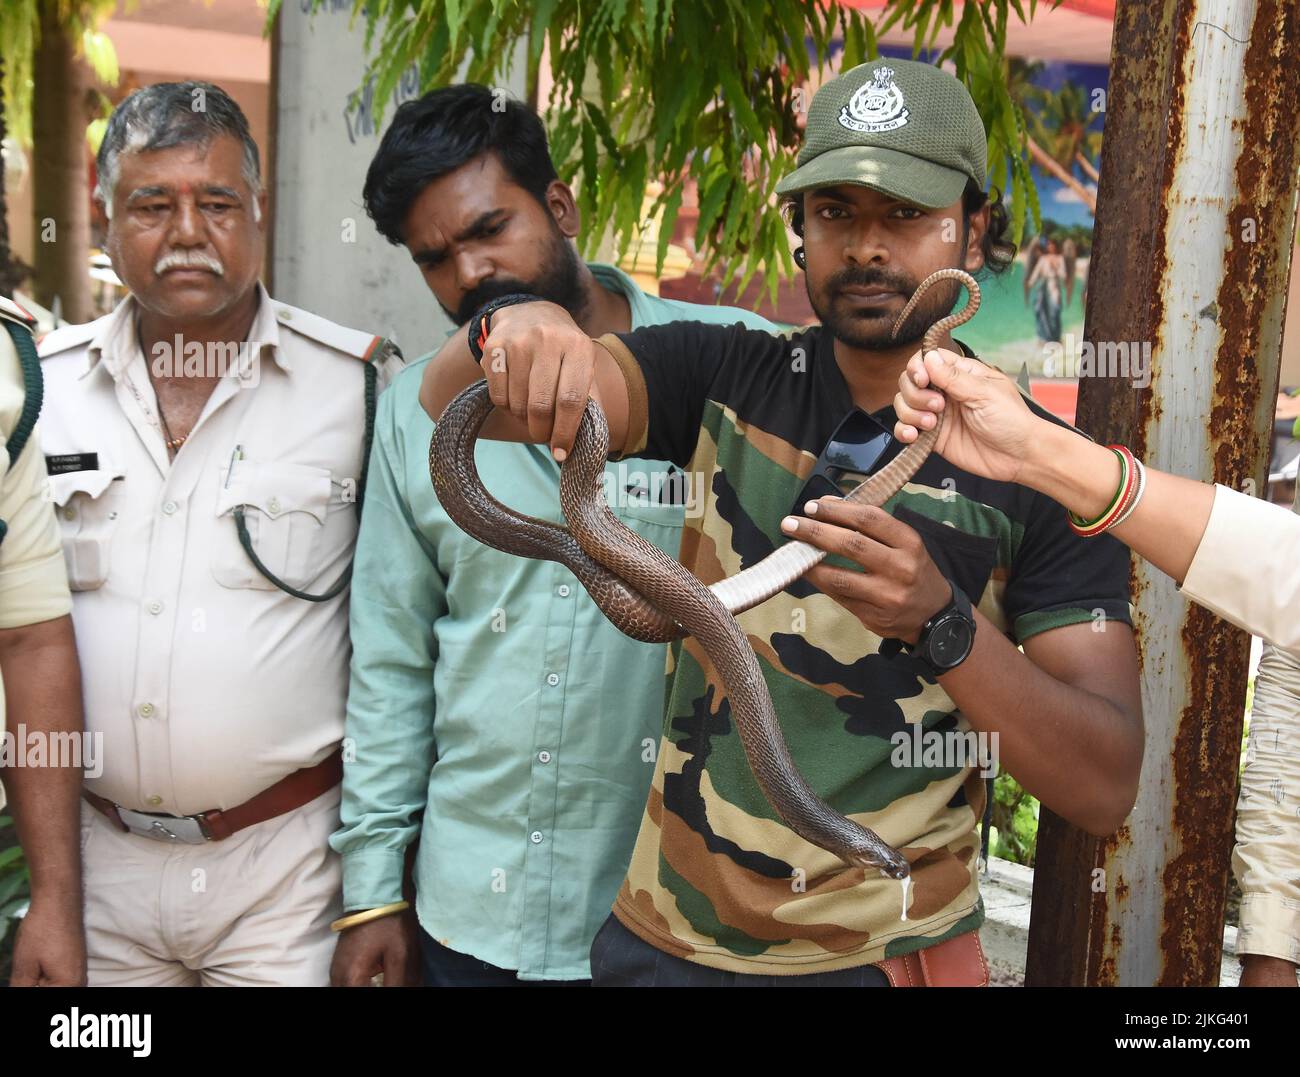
[155,250,224,276]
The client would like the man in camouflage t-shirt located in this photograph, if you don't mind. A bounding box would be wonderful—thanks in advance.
[420,58,1143,985]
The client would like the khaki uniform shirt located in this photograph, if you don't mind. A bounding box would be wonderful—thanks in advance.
[1225,485,1300,966]
[37,287,399,816]
[0,296,73,810]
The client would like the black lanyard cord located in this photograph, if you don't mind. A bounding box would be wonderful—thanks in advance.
[232,360,378,603]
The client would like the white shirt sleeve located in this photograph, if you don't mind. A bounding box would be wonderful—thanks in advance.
[1179,484,1300,659]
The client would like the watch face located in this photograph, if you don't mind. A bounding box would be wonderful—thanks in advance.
[929,616,974,667]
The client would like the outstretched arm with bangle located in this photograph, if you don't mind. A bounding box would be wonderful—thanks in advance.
[892,348,1300,659]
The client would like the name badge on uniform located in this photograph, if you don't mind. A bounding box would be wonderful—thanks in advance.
[45,452,99,475]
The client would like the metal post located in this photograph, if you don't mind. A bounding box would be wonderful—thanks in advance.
[1025,0,1300,986]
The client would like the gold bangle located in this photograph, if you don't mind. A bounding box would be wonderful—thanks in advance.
[330,901,410,933]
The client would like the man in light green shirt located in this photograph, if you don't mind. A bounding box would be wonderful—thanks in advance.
[329,85,774,985]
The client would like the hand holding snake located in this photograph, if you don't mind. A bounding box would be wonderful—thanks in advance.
[430,269,980,883]
[893,344,1036,486]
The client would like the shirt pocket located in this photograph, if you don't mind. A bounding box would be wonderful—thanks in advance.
[609,461,687,557]
[48,469,124,592]
[894,504,999,606]
[212,459,333,591]
[612,498,686,559]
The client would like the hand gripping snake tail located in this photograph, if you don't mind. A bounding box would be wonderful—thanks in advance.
[430,269,980,880]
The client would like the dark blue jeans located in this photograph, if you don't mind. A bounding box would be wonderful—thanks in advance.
[418,927,589,987]
[589,914,891,987]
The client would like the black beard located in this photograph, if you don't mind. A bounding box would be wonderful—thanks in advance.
[445,227,587,326]
[807,264,963,350]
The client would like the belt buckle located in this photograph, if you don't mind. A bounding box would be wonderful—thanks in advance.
[116,806,212,844]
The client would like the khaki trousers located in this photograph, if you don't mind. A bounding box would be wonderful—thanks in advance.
[81,786,342,987]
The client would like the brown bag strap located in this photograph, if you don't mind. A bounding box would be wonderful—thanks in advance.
[874,929,989,987]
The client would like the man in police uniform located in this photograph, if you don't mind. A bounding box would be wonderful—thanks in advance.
[0,294,86,986]
[38,82,399,986]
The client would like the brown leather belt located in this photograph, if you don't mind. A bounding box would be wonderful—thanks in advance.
[873,929,989,987]
[84,748,343,843]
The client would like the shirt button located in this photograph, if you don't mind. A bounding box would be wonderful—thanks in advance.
[145,795,163,807]
[137,702,156,719]
[162,500,179,515]
[538,750,552,764]
[530,831,544,844]
[147,600,163,615]
[62,507,76,521]
[268,497,281,515]
[557,584,571,597]
[545,673,560,687]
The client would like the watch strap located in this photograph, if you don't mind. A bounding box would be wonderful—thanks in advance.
[906,579,974,677]
[466,293,543,362]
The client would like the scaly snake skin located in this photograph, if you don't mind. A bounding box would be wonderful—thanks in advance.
[430,269,980,880]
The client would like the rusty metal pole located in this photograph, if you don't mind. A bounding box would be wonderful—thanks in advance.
[1025,0,1300,987]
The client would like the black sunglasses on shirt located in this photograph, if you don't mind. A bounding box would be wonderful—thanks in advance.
[790,407,896,517]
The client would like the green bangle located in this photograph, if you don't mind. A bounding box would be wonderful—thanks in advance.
[1067,448,1128,529]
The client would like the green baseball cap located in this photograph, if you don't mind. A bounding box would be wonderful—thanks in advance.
[776,58,987,209]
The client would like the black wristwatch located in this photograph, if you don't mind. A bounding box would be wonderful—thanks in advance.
[904,579,976,678]
[466,293,542,361]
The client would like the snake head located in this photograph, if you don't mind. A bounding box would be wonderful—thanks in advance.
[849,849,911,880]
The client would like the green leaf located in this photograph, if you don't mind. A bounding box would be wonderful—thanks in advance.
[655,183,685,277]
[718,182,748,256]
[1021,152,1042,235]
[529,0,560,71]
[842,11,867,70]
[580,119,599,226]
[81,29,119,86]
[862,10,879,61]
[0,871,26,908]
[716,64,762,142]
[586,101,621,160]
[875,0,908,37]
[445,0,463,50]
[695,165,731,243]
[613,144,650,256]
[643,0,660,43]
[911,7,932,57]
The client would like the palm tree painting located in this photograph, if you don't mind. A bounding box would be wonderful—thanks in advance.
[950,58,1107,375]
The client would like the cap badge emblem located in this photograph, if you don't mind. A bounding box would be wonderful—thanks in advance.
[839,66,909,133]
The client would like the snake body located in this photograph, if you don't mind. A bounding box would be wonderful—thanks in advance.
[431,268,980,879]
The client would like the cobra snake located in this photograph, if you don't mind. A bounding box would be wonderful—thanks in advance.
[430,268,980,882]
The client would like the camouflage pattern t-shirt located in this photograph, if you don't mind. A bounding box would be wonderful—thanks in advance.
[598,320,1132,975]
